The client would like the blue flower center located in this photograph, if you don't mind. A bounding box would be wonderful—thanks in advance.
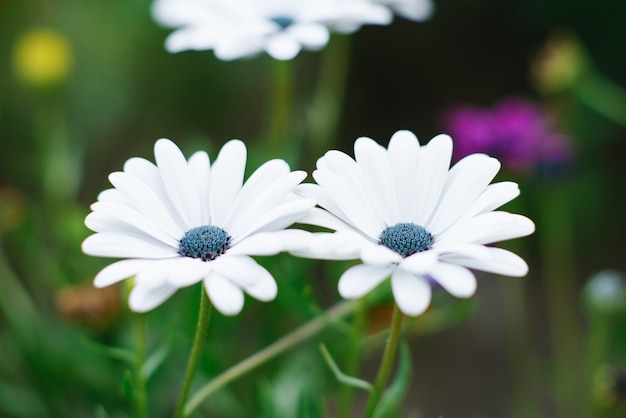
[379,223,434,258]
[178,225,231,261]
[270,16,294,29]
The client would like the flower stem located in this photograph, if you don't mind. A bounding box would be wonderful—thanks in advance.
[308,35,351,159]
[337,298,367,418]
[184,300,355,416]
[134,313,148,418]
[174,287,212,418]
[363,304,404,418]
[539,186,583,417]
[267,59,294,156]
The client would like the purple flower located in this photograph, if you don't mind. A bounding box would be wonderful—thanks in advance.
[442,97,573,175]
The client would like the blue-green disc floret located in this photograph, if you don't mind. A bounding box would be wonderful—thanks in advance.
[178,225,231,261]
[379,223,434,258]
[271,16,294,29]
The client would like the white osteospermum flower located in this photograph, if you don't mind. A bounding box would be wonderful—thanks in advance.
[371,0,434,22]
[151,0,392,61]
[295,130,535,316]
[82,139,314,315]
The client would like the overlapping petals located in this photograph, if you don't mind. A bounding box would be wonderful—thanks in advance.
[151,0,392,60]
[295,130,535,316]
[83,138,314,314]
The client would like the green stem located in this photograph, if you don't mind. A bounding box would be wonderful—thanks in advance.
[308,35,351,161]
[363,304,404,418]
[337,298,367,418]
[175,287,212,418]
[584,311,612,417]
[184,300,354,416]
[134,314,148,418]
[539,186,582,417]
[267,59,294,156]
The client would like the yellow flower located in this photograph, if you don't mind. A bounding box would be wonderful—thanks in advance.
[13,28,72,88]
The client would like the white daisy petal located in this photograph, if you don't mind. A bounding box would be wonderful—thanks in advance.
[439,212,535,247]
[211,255,264,288]
[304,230,368,260]
[226,170,307,238]
[226,233,283,256]
[412,134,453,225]
[315,150,385,232]
[338,264,394,299]
[162,257,212,287]
[313,169,383,239]
[387,130,421,219]
[227,159,290,225]
[238,197,315,238]
[242,273,278,302]
[266,33,302,60]
[204,273,245,316]
[391,270,431,316]
[427,154,501,235]
[468,181,521,216]
[295,206,354,232]
[399,250,439,275]
[271,229,313,252]
[87,201,180,247]
[93,259,149,288]
[209,255,278,303]
[288,23,329,49]
[129,283,179,313]
[354,136,399,225]
[295,184,353,228]
[214,38,265,61]
[122,157,188,231]
[188,150,212,224]
[209,139,247,227]
[429,263,477,298]
[82,232,178,259]
[360,242,403,265]
[154,138,202,228]
[440,247,529,277]
[96,188,125,204]
[108,171,184,239]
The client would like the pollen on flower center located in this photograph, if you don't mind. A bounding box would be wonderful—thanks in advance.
[379,223,434,258]
[178,225,231,261]
[270,16,294,29]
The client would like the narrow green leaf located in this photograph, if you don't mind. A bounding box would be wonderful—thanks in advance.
[319,343,373,392]
[142,344,170,380]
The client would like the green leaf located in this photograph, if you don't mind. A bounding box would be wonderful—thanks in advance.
[121,370,134,400]
[94,404,110,418]
[82,337,136,365]
[319,343,373,392]
[375,341,412,418]
[142,344,170,380]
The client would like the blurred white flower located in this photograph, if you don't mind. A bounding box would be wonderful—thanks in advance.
[82,139,313,315]
[151,0,392,60]
[371,0,434,22]
[294,131,534,316]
